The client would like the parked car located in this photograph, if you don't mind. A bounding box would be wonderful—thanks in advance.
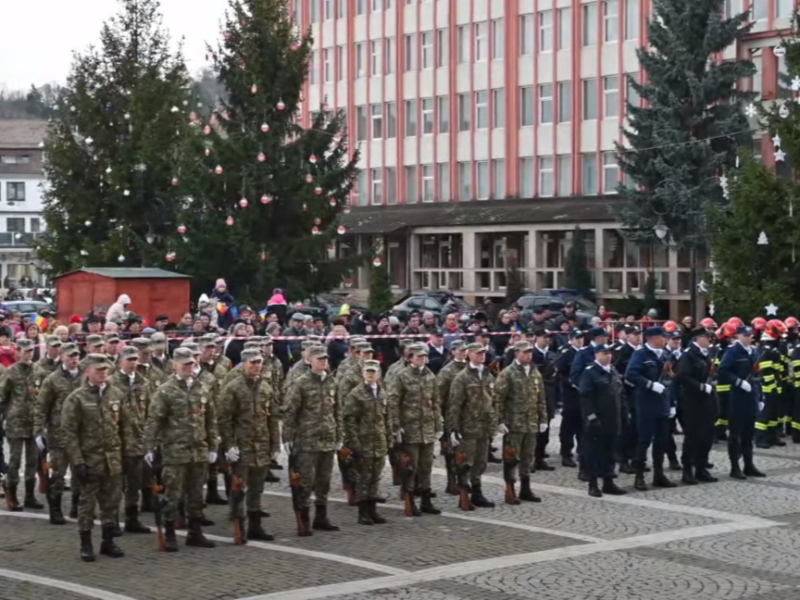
[512,295,598,327]
[1,300,55,315]
[392,295,476,322]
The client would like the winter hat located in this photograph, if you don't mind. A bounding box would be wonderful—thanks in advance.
[215,278,227,289]
[69,315,83,324]
[198,293,210,305]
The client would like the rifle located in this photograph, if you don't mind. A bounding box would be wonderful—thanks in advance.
[389,442,415,516]
[37,439,50,495]
[440,433,457,495]
[337,446,358,506]
[231,471,245,545]
[288,451,308,536]
[454,448,473,511]
[502,438,520,505]
[150,453,166,552]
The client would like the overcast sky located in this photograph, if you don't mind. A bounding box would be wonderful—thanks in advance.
[0,0,229,91]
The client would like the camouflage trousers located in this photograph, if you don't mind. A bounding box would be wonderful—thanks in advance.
[228,463,268,518]
[505,432,537,479]
[401,443,434,493]
[77,467,122,532]
[122,455,144,509]
[48,446,70,498]
[162,462,207,522]
[296,451,334,509]
[6,437,36,487]
[459,437,490,487]
[356,456,385,501]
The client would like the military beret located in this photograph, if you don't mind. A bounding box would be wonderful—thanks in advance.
[86,334,104,348]
[644,326,665,338]
[291,312,305,321]
[301,339,320,350]
[241,349,263,363]
[409,343,429,356]
[120,346,139,360]
[450,340,467,351]
[513,340,533,352]
[16,338,34,352]
[104,332,120,343]
[428,328,443,337]
[172,347,196,365]
[243,341,262,350]
[588,327,609,339]
[60,343,80,357]
[308,346,329,359]
[149,332,167,346]
[362,359,381,372]
[465,342,487,353]
[85,353,111,369]
[131,337,152,350]
[45,335,63,348]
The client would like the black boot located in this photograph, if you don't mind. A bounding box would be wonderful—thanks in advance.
[259,509,271,517]
[743,458,766,478]
[561,456,578,468]
[164,520,179,552]
[205,480,227,505]
[69,492,79,519]
[312,504,340,531]
[633,463,648,491]
[601,477,627,495]
[140,487,154,513]
[729,458,747,480]
[124,506,151,533]
[668,456,682,471]
[297,507,313,536]
[99,525,124,558]
[247,511,274,541]
[404,492,423,516]
[368,499,387,524]
[265,470,280,483]
[470,484,495,508]
[357,500,374,525]
[79,530,95,562]
[197,513,215,527]
[445,472,459,496]
[48,493,66,525]
[533,458,555,471]
[681,465,699,485]
[270,458,283,470]
[420,489,441,514]
[619,460,635,474]
[374,496,387,504]
[588,479,602,498]
[695,467,718,483]
[652,466,676,488]
[185,517,216,547]
[519,477,541,502]
[23,480,43,509]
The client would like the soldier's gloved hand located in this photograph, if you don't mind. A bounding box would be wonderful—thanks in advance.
[225,447,240,462]
[497,423,509,435]
[449,431,461,447]
[35,436,47,452]
[738,379,752,393]
[435,430,443,441]
[669,407,677,419]
[538,423,549,433]
[651,382,666,394]
[208,451,218,464]
[759,401,765,412]
[394,429,404,444]
[701,383,713,394]
[335,441,344,451]
[283,442,294,455]
[73,464,89,485]
[144,452,155,467]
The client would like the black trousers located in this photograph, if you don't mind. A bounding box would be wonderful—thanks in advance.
[728,408,756,463]
[583,432,616,479]
[679,406,715,469]
[559,405,583,458]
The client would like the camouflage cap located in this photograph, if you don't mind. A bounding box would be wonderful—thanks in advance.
[172,347,196,365]
[45,335,63,348]
[409,343,429,356]
[512,340,533,352]
[248,336,263,344]
[241,349,264,363]
[349,336,367,345]
[199,333,217,343]
[85,353,111,369]
[16,338,34,352]
[362,359,381,372]
[120,346,139,360]
[131,337,152,350]
[291,312,305,321]
[354,342,374,353]
[308,346,329,360]
[183,342,201,356]
[399,338,414,349]
[301,339,320,350]
[450,340,467,351]
[60,343,80,357]
[150,332,168,347]
[198,338,216,350]
[243,341,262,350]
[261,334,274,345]
[104,332,120,343]
[306,334,322,343]
[180,338,196,347]
[465,342,487,353]
[86,334,104,348]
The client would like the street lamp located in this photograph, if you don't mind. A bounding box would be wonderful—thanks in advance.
[653,219,669,241]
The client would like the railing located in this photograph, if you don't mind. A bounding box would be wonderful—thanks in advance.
[0,232,44,248]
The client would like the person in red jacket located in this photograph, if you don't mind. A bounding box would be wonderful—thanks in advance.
[0,326,17,368]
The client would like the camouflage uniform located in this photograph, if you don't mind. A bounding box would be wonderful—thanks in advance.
[343,381,391,501]
[1,357,39,499]
[284,358,312,392]
[336,347,373,406]
[151,354,172,381]
[435,351,467,493]
[79,336,105,374]
[33,356,60,384]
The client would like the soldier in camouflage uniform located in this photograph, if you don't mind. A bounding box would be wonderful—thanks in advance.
[34,335,62,383]
[337,343,374,402]
[384,339,413,384]
[284,340,323,392]
[103,333,121,372]
[194,338,229,506]
[213,336,233,373]
[79,335,105,373]
[343,360,391,526]
[335,337,367,376]
[435,340,467,495]
[111,346,152,534]
[447,342,497,510]
[387,343,442,516]
[261,335,285,479]
[131,337,163,391]
[34,342,82,524]
[494,340,546,504]
[221,341,262,387]
[150,332,172,380]
[218,349,280,542]
[0,338,42,510]
[144,347,219,552]
[61,354,126,562]
[283,346,342,536]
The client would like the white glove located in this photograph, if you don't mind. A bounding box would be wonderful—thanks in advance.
[449,431,460,447]
[208,451,218,464]
[35,436,46,452]
[538,423,549,433]
[651,382,666,394]
[669,407,677,419]
[283,442,294,455]
[759,401,765,412]
[738,380,752,393]
[435,430,443,441]
[335,441,343,451]
[431,444,439,459]
[271,452,279,461]
[701,383,713,394]
[497,423,509,435]
[225,447,240,462]
[394,428,404,444]
[144,452,155,467]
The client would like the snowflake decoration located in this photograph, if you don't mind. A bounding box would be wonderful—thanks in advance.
[745,104,758,118]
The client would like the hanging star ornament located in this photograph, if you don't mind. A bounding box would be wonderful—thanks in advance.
[772,134,782,147]
[758,231,769,245]
[775,149,787,162]
[766,303,779,316]
[745,103,758,118]
[791,76,800,92]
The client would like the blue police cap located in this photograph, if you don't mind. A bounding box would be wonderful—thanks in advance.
[736,325,753,336]
[569,328,584,339]
[588,327,608,339]
[644,326,665,338]
[665,330,681,339]
[594,343,613,353]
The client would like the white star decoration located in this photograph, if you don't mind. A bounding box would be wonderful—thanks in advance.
[766,303,779,316]
[792,76,800,92]
[775,149,787,162]
[745,104,758,118]
[772,134,782,147]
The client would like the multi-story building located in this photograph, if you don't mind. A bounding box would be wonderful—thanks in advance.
[299,0,791,317]
[0,119,48,288]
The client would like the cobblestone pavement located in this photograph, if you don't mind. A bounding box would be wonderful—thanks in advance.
[3,420,800,600]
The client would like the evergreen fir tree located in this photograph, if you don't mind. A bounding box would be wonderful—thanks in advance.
[504,253,526,306]
[37,0,200,274]
[180,0,361,301]
[564,227,593,299]
[368,261,394,314]
[616,0,755,248]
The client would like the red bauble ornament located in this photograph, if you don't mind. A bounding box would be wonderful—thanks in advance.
[261,194,272,204]
[251,84,258,94]
[261,122,269,133]
[203,125,211,135]
[239,197,248,208]
[305,174,314,183]
[373,257,382,267]
[314,218,322,225]
[276,100,285,110]
[343,205,351,214]
[311,225,320,235]
[257,151,266,162]
[215,165,223,175]
[314,186,323,195]
[329,198,336,207]
[189,112,198,122]
[226,215,234,226]
[166,251,177,262]
[309,154,318,164]
[177,224,187,234]
[337,225,346,235]
[171,176,179,185]
[290,40,300,51]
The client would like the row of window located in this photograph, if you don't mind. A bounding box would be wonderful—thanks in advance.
[353,153,622,205]
[3,182,25,202]
[0,155,31,165]
[6,217,41,234]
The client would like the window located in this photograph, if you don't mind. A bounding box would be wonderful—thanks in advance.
[0,155,29,164]
[582,153,598,195]
[311,0,320,22]
[310,50,319,84]
[520,86,534,126]
[385,38,395,74]
[558,81,572,122]
[475,22,488,61]
[493,89,505,128]
[371,40,382,75]
[371,168,383,205]
[603,75,619,117]
[492,159,506,198]
[458,162,472,200]
[422,165,435,202]
[492,18,504,59]
[583,78,598,119]
[355,170,368,206]
[7,218,24,232]
[405,100,417,136]
[539,84,553,124]
[625,0,639,39]
[778,0,793,18]
[422,98,434,134]
[603,152,619,193]
[437,96,449,133]
[752,0,767,20]
[437,28,449,66]
[356,106,367,141]
[519,157,533,197]
[356,0,366,14]
[325,0,334,20]
[323,48,332,82]
[387,102,397,138]
[539,157,554,196]
[603,1,618,42]
[30,218,40,233]
[583,2,598,46]
[475,90,488,129]
[338,0,347,17]
[438,163,450,200]
[405,166,418,203]
[355,42,366,77]
[539,11,553,52]
[458,26,469,62]
[337,45,346,80]
[558,8,571,49]
[458,93,471,131]
[386,167,397,204]
[422,31,434,68]
[520,14,534,55]
[626,73,640,106]
[372,0,383,11]
[476,161,489,199]
[405,34,417,70]
[371,103,383,139]
[557,155,572,196]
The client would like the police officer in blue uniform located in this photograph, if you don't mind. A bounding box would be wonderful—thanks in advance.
[613,326,641,474]
[556,329,585,469]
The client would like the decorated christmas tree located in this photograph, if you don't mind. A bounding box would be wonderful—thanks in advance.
[179,0,361,301]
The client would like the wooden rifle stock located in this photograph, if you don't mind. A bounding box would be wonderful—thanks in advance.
[231,474,244,545]
[150,479,165,552]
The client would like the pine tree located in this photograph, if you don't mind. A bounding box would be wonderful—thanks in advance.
[708,150,800,317]
[368,261,394,314]
[179,0,361,302]
[616,0,755,249]
[37,0,200,275]
[564,227,593,299]
[504,252,526,306]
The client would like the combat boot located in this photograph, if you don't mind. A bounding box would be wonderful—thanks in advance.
[667,455,682,472]
[619,460,635,474]
[69,492,79,519]
[4,483,22,511]
[99,525,124,558]
[588,479,602,498]
[312,504,340,531]
[296,507,313,537]
[470,484,495,508]
[633,463,648,491]
[743,457,766,478]
[270,458,283,470]
[265,469,280,483]
[561,456,578,468]
[185,517,215,548]
[445,472,459,496]
[533,457,555,471]
[164,520,179,552]
[23,480,43,509]
[420,490,441,515]
[110,516,123,537]
[247,511,274,541]
[48,493,66,525]
[601,477,627,495]
[357,501,374,525]
[729,458,747,480]
[695,467,718,483]
[197,513,215,527]
[368,500,387,524]
[205,479,227,505]
[79,530,95,562]
[518,477,541,503]
[652,466,676,488]
[124,506,151,534]
[681,465,699,485]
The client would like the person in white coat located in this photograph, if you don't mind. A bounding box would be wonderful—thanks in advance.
[106,294,131,323]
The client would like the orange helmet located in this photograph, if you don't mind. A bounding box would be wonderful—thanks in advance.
[764,319,787,340]
[727,317,743,328]
[751,317,767,331]
[663,320,679,333]
[700,317,717,329]
[716,323,737,339]
[786,316,799,329]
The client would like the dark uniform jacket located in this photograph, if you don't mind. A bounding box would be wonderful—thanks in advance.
[674,343,715,421]
[625,345,669,418]
[718,341,758,418]
[578,362,623,436]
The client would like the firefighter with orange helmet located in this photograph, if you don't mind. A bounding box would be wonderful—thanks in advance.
[751,317,767,339]
[755,319,787,449]
[713,322,738,441]
[700,318,717,336]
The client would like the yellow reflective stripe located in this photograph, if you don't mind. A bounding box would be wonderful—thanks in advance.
[755,422,769,430]
[716,385,731,392]
[763,385,777,392]
[768,420,780,427]
[714,419,729,426]
[763,375,776,382]
[760,361,775,369]
[792,421,800,431]
[791,360,800,367]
